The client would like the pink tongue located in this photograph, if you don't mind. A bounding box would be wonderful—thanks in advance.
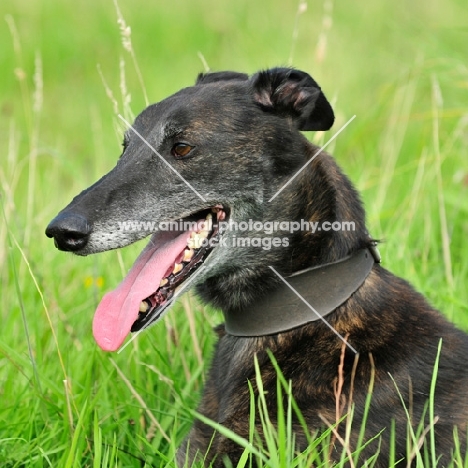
[93,231,192,351]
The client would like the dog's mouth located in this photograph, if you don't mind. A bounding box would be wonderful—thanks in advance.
[130,208,226,332]
[92,206,227,351]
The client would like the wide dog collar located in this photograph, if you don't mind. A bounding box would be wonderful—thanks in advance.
[224,245,380,337]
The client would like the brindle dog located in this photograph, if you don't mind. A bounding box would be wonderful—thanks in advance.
[46,68,468,466]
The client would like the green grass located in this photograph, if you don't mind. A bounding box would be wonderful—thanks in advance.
[1,0,468,466]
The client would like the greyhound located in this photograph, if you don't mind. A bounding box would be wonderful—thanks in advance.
[46,68,468,467]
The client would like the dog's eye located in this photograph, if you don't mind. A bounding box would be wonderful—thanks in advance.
[172,143,195,159]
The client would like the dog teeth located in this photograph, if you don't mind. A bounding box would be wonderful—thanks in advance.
[187,238,197,249]
[188,233,203,249]
[199,219,211,234]
[159,278,168,287]
[139,301,149,313]
[182,248,194,262]
[187,216,211,249]
[199,228,209,239]
[172,263,183,275]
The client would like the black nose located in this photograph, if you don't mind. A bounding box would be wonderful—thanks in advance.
[45,213,91,252]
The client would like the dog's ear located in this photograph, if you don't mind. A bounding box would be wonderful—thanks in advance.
[196,71,249,85]
[251,68,334,131]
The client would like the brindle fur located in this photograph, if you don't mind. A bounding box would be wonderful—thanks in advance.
[46,68,468,467]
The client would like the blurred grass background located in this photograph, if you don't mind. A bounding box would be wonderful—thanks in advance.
[1,0,468,465]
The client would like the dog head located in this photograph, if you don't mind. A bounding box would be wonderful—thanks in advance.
[46,68,336,350]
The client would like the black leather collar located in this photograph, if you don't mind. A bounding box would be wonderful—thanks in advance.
[224,245,380,337]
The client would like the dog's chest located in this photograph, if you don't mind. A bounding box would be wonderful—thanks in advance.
[210,336,261,407]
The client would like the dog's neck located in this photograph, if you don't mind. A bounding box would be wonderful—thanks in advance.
[283,147,369,269]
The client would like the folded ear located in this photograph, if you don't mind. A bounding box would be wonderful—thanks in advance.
[251,67,334,131]
[196,71,249,85]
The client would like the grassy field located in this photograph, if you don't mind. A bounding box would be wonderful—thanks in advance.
[1,0,468,466]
